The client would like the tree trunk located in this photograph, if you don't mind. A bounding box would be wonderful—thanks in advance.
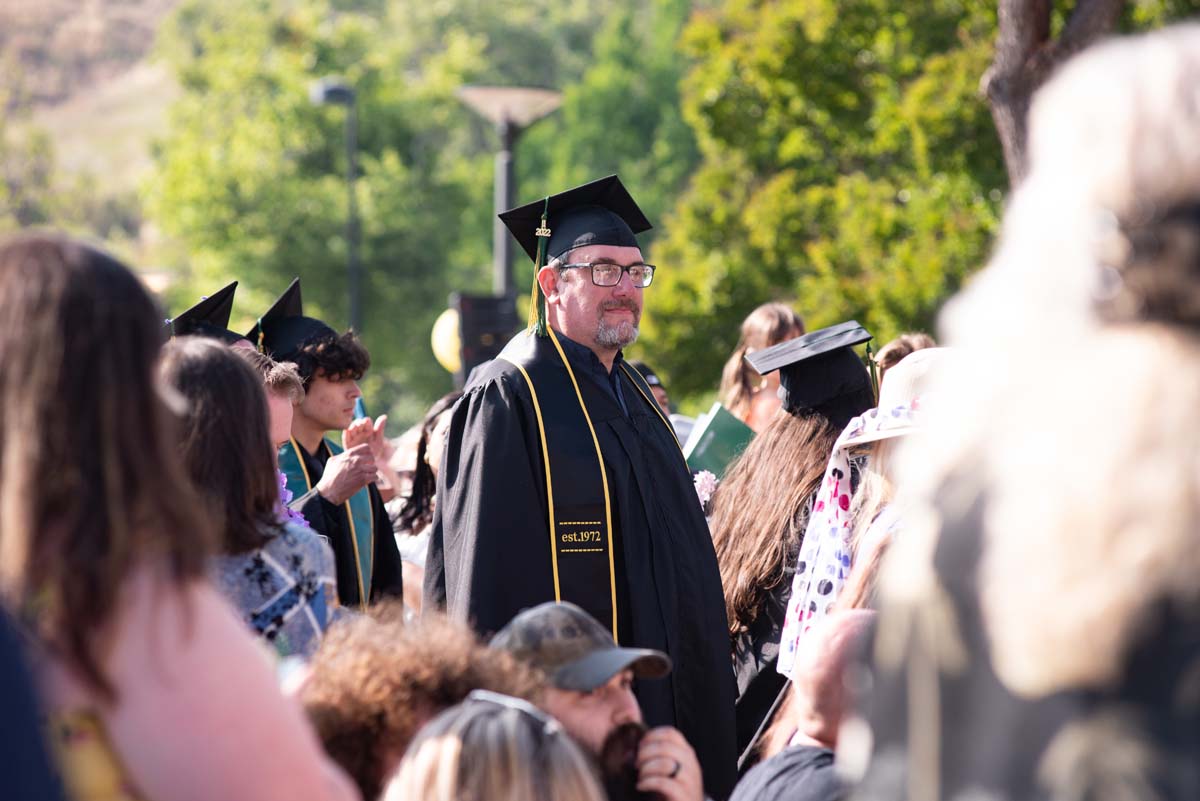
[982,0,1125,186]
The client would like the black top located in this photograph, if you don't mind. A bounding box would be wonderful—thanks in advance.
[0,612,66,801]
[855,476,1200,801]
[730,744,843,801]
[732,549,796,768]
[287,440,404,607]
[424,328,737,800]
[554,332,630,417]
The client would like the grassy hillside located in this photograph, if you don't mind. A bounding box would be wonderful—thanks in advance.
[1,0,179,107]
[2,0,182,191]
[32,60,179,184]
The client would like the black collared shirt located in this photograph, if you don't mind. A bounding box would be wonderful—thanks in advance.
[552,330,630,417]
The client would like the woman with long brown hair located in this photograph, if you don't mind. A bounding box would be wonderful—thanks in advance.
[708,321,875,762]
[718,302,805,432]
[162,337,338,658]
[0,233,355,801]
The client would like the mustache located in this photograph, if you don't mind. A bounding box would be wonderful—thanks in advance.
[599,721,646,775]
[600,300,640,313]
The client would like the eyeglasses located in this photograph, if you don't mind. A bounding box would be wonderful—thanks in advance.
[560,261,656,288]
[466,690,561,735]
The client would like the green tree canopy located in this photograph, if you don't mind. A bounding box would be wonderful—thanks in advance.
[640,0,1006,399]
[149,0,697,423]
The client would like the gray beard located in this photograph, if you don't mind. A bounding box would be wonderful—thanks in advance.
[596,319,639,349]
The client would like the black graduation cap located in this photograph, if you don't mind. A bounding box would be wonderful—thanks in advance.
[499,175,652,335]
[499,174,652,264]
[745,320,875,428]
[246,278,336,360]
[166,281,245,344]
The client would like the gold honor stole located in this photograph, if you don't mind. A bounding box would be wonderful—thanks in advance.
[279,438,374,609]
[498,329,683,643]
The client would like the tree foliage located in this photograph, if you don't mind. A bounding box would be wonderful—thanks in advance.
[640,0,1006,398]
[149,0,695,422]
[145,0,1200,415]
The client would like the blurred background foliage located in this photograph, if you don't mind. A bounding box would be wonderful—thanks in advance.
[1,0,1197,422]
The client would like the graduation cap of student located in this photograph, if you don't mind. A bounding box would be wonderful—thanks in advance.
[246,277,337,360]
[499,174,651,334]
[745,320,876,429]
[166,281,246,345]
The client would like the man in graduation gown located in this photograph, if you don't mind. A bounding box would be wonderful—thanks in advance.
[424,175,737,799]
[251,278,403,609]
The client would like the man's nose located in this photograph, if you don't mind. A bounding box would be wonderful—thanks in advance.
[348,381,362,399]
[612,269,637,296]
[613,688,642,725]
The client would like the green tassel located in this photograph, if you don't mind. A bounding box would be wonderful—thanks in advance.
[528,198,552,337]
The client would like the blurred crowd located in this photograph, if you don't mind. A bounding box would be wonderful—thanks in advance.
[4,21,1200,801]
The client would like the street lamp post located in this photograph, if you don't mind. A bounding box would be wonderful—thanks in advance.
[310,77,363,332]
[457,86,563,299]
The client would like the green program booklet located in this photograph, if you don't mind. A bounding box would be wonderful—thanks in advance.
[682,402,755,477]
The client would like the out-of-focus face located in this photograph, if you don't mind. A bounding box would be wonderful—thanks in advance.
[297,372,361,433]
[544,245,645,353]
[265,390,295,449]
[541,669,642,757]
[649,386,671,416]
[425,408,454,479]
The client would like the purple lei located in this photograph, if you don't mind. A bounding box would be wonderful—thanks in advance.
[276,470,312,528]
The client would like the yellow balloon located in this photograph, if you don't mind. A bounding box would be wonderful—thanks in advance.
[431,307,462,374]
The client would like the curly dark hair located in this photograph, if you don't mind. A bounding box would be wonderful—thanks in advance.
[300,605,544,801]
[290,330,371,388]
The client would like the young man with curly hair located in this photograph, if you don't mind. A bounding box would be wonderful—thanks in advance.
[250,279,404,608]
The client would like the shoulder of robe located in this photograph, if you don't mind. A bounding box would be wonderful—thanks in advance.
[461,358,527,401]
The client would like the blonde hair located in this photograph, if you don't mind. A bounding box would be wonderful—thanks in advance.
[718,302,805,419]
[301,608,543,801]
[848,438,897,558]
[878,24,1200,698]
[381,697,606,801]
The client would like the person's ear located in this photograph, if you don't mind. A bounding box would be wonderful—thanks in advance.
[537,266,562,306]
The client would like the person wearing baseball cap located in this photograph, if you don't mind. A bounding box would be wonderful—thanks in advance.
[493,601,707,801]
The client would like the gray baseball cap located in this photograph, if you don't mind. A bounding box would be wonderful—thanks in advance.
[491,602,671,692]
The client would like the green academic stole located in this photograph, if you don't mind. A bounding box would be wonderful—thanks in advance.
[279,438,374,608]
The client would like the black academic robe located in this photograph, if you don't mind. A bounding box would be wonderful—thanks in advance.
[425,330,738,800]
[287,440,404,609]
[732,501,819,772]
[733,568,792,769]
